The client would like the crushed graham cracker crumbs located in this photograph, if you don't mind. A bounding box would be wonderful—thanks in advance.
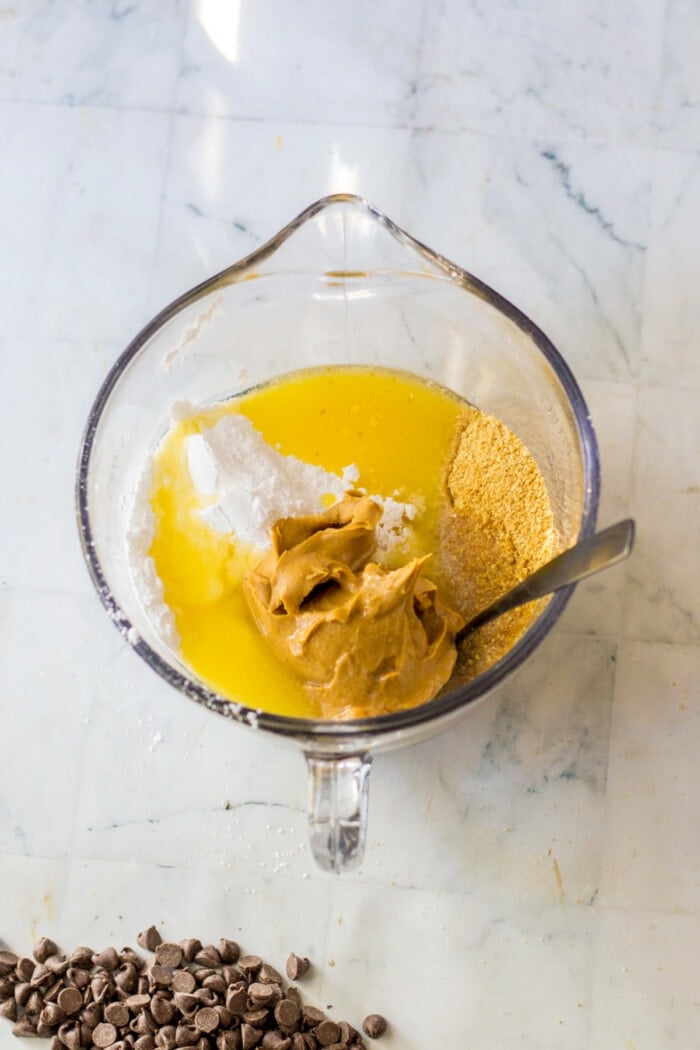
[437,405,555,684]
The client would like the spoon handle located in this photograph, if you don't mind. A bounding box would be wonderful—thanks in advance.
[456,518,635,643]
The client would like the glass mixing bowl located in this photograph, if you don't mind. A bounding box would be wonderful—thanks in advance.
[76,195,599,872]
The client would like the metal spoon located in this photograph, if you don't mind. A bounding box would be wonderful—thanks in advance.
[456,518,635,643]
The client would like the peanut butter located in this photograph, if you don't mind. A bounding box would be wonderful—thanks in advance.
[244,493,464,719]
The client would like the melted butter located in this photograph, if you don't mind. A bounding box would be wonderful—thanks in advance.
[148,365,464,718]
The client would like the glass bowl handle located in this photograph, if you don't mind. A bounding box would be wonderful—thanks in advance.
[306,754,372,872]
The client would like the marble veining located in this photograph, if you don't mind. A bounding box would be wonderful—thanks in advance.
[1,1,699,1047]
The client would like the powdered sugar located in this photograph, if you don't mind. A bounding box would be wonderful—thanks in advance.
[125,462,179,649]
[187,413,416,557]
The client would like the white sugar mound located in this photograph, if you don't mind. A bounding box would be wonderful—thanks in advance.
[187,413,416,556]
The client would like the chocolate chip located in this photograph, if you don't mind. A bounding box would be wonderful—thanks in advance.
[92,976,112,1003]
[248,984,275,1005]
[81,1022,97,1045]
[44,978,65,1003]
[173,992,199,1017]
[171,971,196,995]
[135,1037,157,1050]
[15,958,35,982]
[202,974,227,995]
[0,952,19,977]
[178,941,202,964]
[81,1003,103,1027]
[361,1015,387,1039]
[194,988,218,1007]
[150,965,174,989]
[215,967,234,988]
[240,1024,263,1050]
[237,957,262,977]
[58,1020,82,1049]
[105,1002,131,1027]
[94,948,121,972]
[116,963,140,993]
[0,998,18,1021]
[193,969,216,985]
[39,999,65,1024]
[194,1008,219,1034]
[243,1008,269,1027]
[155,1026,177,1050]
[175,1022,200,1046]
[301,1007,324,1027]
[216,1032,241,1050]
[30,962,53,989]
[64,967,89,991]
[125,994,152,1012]
[12,1016,38,1037]
[121,948,143,969]
[155,944,183,969]
[314,1021,340,1047]
[217,942,240,966]
[214,1006,232,1029]
[257,966,283,987]
[68,947,94,970]
[33,938,59,965]
[336,1020,357,1043]
[138,929,163,953]
[25,988,44,1015]
[262,1034,291,1050]
[0,976,15,1001]
[94,1021,119,1047]
[147,965,172,991]
[194,947,221,969]
[57,986,83,1016]
[131,1011,157,1036]
[283,989,301,1009]
[45,955,70,976]
[274,1000,300,1030]
[14,982,32,1007]
[152,997,177,1025]
[149,965,172,991]
[225,988,247,1016]
[284,957,310,982]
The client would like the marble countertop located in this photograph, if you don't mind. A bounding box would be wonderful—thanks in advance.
[1,2,699,1047]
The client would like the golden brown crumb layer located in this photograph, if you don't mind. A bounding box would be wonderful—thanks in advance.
[440,406,554,684]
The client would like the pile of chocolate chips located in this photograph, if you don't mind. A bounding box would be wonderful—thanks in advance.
[0,929,388,1049]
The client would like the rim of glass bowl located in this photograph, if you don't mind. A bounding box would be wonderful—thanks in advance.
[76,194,600,742]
